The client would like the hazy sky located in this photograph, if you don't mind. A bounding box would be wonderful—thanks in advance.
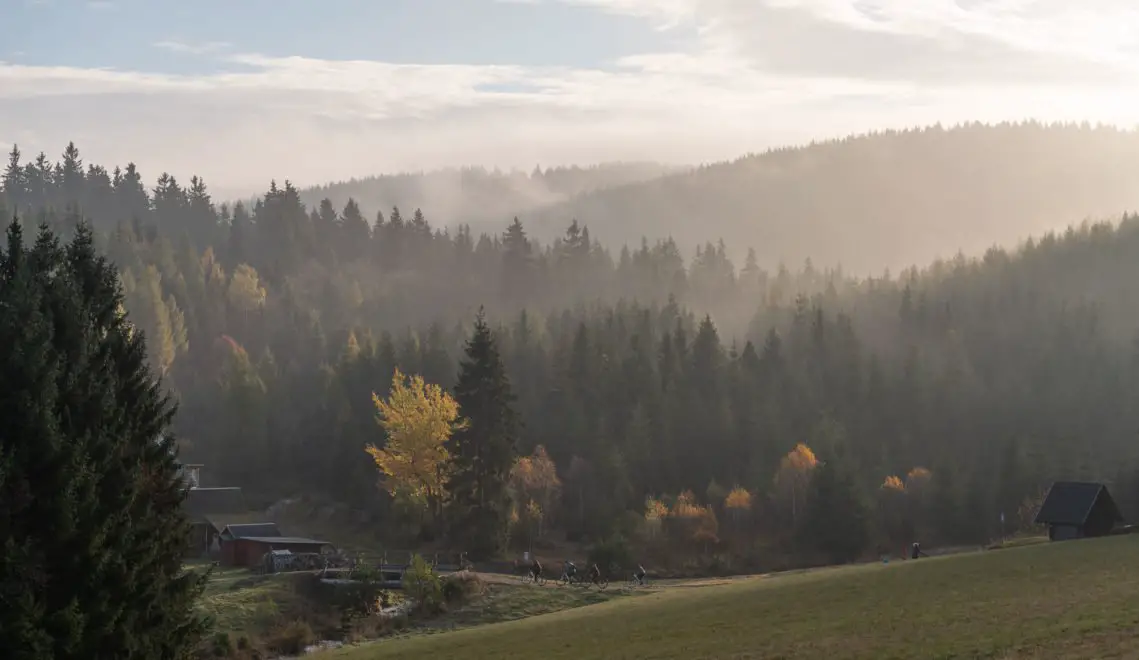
[4,0,1139,197]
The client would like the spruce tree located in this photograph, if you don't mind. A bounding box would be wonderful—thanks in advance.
[0,218,206,659]
[799,457,869,564]
[447,307,519,558]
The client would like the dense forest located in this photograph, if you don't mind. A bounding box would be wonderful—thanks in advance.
[6,130,1139,569]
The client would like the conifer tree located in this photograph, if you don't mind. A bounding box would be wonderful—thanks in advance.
[447,307,519,557]
[800,457,869,564]
[0,218,206,659]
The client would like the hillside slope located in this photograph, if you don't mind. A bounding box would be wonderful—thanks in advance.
[324,536,1139,660]
[295,162,678,230]
[526,122,1139,273]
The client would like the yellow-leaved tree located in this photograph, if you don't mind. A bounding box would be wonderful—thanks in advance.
[878,474,910,547]
[509,445,562,547]
[773,443,818,526]
[668,490,719,552]
[365,368,465,528]
[724,486,754,532]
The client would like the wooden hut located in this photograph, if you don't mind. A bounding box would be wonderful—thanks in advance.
[1034,481,1124,541]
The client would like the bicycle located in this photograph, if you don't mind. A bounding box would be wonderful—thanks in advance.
[559,571,582,587]
[582,573,609,590]
[523,571,547,586]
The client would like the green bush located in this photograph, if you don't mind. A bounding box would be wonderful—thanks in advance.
[401,554,444,614]
[301,572,385,619]
[441,571,485,606]
[352,565,383,583]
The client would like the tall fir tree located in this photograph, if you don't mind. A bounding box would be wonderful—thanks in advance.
[0,218,206,659]
[447,307,519,558]
[799,456,869,564]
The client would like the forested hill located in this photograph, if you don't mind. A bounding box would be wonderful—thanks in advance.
[293,162,678,231]
[524,121,1139,273]
[8,138,1139,563]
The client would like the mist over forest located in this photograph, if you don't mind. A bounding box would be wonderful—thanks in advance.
[283,122,1139,274]
[14,0,1139,654]
[7,119,1139,590]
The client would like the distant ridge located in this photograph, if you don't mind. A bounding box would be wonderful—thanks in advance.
[521,121,1139,273]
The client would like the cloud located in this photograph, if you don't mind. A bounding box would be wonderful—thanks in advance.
[3,1,1139,200]
[152,40,232,55]
[537,0,1139,82]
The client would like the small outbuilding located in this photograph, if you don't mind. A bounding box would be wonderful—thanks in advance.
[1034,481,1124,541]
[184,486,249,558]
[220,522,282,541]
[217,520,333,567]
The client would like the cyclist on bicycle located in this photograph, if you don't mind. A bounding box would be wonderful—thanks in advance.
[633,563,647,586]
[588,562,602,585]
[529,557,543,582]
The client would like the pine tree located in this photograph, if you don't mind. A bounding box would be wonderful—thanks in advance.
[447,307,519,558]
[337,198,371,263]
[690,315,723,399]
[799,457,869,564]
[3,145,24,209]
[186,175,217,247]
[501,217,534,303]
[0,218,207,659]
[57,141,84,205]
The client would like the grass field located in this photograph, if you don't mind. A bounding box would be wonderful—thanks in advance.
[197,566,302,638]
[418,576,638,634]
[194,561,635,656]
[319,535,1139,659]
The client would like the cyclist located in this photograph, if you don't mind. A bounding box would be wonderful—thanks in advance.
[632,563,647,586]
[529,557,543,583]
[563,560,578,582]
[588,562,602,586]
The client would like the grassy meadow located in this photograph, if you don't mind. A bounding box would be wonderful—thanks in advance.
[320,535,1139,660]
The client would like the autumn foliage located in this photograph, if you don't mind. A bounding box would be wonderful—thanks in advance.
[877,467,937,548]
[773,443,819,525]
[663,490,720,549]
[725,487,753,512]
[509,445,562,541]
[365,368,465,524]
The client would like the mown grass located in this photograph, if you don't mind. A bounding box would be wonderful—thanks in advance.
[320,535,1139,660]
[197,566,301,636]
[418,577,639,634]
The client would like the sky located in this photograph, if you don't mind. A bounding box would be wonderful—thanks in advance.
[4,0,1139,197]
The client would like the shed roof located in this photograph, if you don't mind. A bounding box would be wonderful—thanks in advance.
[221,523,281,539]
[1034,481,1124,526]
[185,487,247,517]
[204,514,268,533]
[238,536,332,546]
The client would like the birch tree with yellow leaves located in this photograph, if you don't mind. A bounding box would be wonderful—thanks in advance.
[365,368,466,529]
[509,445,561,548]
[773,443,818,527]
